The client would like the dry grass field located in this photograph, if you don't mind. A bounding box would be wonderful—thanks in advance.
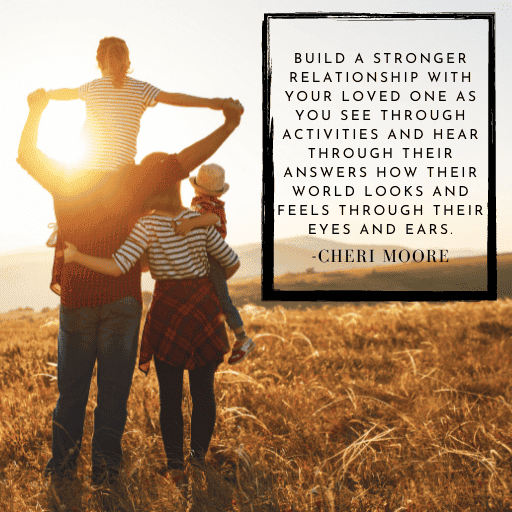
[0,295,511,511]
[229,254,512,308]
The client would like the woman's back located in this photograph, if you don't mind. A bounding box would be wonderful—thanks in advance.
[113,210,238,280]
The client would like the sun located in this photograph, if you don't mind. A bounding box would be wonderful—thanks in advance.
[38,100,86,165]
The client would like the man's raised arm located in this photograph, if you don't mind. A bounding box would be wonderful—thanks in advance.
[176,99,243,174]
[117,100,244,212]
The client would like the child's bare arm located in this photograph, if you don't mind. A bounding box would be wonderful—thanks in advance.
[155,91,225,110]
[173,213,220,237]
[48,88,79,101]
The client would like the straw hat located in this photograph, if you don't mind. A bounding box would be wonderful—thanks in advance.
[189,163,230,196]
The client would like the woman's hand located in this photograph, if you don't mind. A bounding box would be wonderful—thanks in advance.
[63,242,78,263]
[225,260,240,280]
[171,218,194,236]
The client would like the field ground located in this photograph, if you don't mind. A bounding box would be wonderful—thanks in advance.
[229,254,512,309]
[0,290,511,511]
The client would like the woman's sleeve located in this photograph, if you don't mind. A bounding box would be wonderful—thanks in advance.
[205,226,239,268]
[112,220,150,273]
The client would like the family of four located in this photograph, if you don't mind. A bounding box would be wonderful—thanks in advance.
[17,37,255,510]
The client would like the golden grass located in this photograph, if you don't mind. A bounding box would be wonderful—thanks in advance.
[0,299,511,511]
[231,254,511,299]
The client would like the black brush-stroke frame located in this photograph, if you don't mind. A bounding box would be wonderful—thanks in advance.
[262,12,496,302]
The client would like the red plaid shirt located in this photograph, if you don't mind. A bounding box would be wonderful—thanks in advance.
[139,277,230,373]
[191,196,227,239]
[18,150,188,308]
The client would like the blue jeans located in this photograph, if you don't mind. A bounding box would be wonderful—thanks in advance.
[45,296,141,483]
[208,256,243,331]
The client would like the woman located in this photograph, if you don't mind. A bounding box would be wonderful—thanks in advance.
[64,178,241,483]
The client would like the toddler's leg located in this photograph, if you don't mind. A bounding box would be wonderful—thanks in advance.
[208,257,256,365]
[208,256,244,332]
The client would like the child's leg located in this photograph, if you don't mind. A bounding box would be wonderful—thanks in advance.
[208,256,244,333]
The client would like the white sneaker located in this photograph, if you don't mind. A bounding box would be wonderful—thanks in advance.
[228,336,256,365]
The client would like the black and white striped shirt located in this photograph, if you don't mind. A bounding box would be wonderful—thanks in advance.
[113,210,239,279]
[78,76,160,172]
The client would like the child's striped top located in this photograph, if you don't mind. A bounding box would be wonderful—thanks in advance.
[78,76,160,172]
[113,210,239,279]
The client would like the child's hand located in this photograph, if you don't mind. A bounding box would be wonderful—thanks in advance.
[63,242,78,263]
[223,98,244,115]
[171,218,195,236]
[223,99,243,128]
[27,89,49,112]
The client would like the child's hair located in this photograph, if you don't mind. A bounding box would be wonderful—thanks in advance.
[141,153,183,211]
[96,37,132,88]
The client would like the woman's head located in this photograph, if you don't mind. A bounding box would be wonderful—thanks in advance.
[141,153,183,212]
[96,37,131,88]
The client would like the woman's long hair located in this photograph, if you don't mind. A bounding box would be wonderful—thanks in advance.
[141,153,184,212]
[96,37,132,88]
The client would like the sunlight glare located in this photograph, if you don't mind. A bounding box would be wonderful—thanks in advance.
[38,101,86,166]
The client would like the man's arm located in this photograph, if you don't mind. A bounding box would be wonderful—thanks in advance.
[155,91,224,110]
[123,100,243,213]
[176,100,243,174]
[48,88,79,101]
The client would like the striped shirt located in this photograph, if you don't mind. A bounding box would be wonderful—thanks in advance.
[78,76,161,172]
[113,210,239,279]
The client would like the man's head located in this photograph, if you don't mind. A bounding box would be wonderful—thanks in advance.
[143,181,182,212]
[140,152,183,211]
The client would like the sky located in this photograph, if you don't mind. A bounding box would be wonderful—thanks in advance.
[0,0,510,256]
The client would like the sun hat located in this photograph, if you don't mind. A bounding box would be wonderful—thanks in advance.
[189,163,229,197]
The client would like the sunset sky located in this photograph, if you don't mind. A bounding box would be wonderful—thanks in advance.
[1,0,510,255]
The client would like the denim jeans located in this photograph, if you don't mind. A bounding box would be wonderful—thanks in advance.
[208,256,243,331]
[45,296,141,483]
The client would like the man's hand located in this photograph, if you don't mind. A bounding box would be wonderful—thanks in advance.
[223,99,243,129]
[63,242,78,263]
[140,250,150,272]
[27,89,49,112]
[223,98,244,114]
[208,98,225,110]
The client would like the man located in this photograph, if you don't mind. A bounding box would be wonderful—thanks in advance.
[17,88,242,509]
